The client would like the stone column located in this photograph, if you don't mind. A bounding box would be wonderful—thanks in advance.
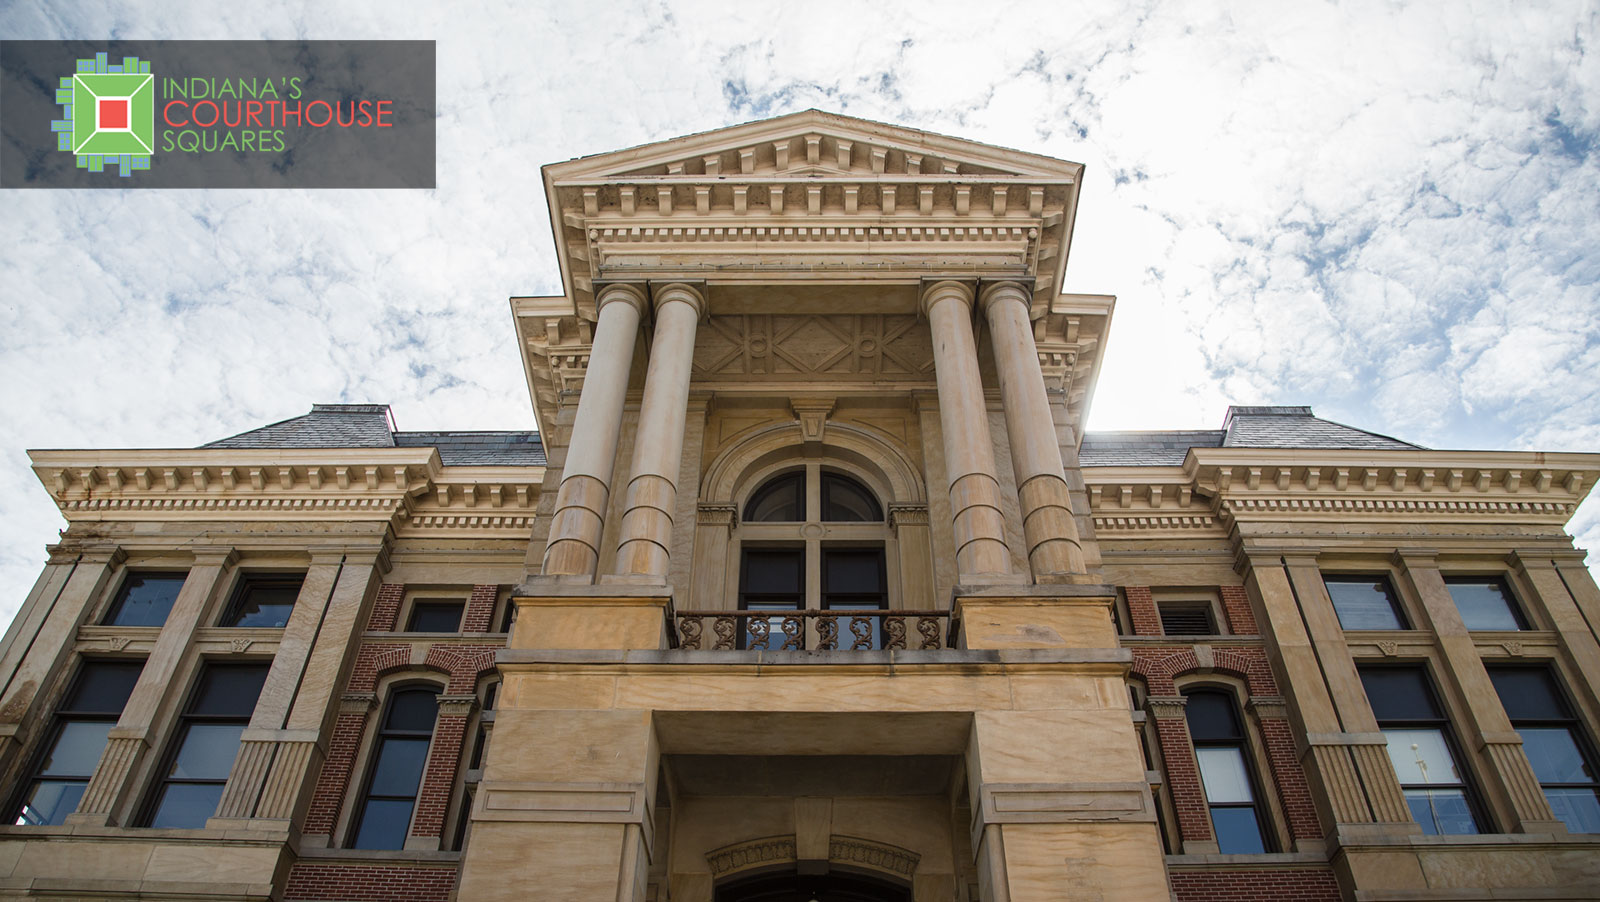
[1396,552,1564,833]
[979,280,1085,580]
[613,282,706,580]
[920,280,1013,583]
[73,546,236,824]
[542,283,648,579]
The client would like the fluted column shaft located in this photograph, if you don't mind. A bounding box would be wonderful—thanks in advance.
[921,280,1012,582]
[542,285,647,578]
[980,281,1085,579]
[614,284,706,579]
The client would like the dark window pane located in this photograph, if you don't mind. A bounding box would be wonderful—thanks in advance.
[224,576,303,628]
[1488,668,1570,720]
[367,738,431,796]
[1520,728,1593,784]
[742,550,803,595]
[1184,691,1243,742]
[148,782,225,829]
[17,781,86,826]
[385,689,440,732]
[1446,579,1525,630]
[37,721,113,777]
[745,474,802,522]
[353,797,415,849]
[103,573,186,627]
[1545,788,1600,834]
[167,723,245,780]
[1210,806,1267,854]
[65,661,143,714]
[823,550,883,595]
[1159,605,1215,636]
[1360,668,1441,721]
[821,474,881,522]
[407,602,464,633]
[1404,788,1479,835]
[187,665,269,717]
[1325,577,1406,630]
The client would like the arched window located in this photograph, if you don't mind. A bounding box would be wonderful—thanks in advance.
[737,468,891,649]
[352,685,439,849]
[1184,688,1270,853]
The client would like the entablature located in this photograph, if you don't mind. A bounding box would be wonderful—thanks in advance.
[1084,450,1600,538]
[28,448,544,538]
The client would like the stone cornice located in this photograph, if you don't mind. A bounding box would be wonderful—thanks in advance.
[1084,450,1600,534]
[29,448,544,533]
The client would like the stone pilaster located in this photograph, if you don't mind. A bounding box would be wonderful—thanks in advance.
[542,283,648,580]
[1397,551,1564,833]
[920,279,1015,584]
[613,282,707,581]
[73,546,236,824]
[979,279,1085,581]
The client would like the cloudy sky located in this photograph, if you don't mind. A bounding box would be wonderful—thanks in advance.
[1,0,1596,627]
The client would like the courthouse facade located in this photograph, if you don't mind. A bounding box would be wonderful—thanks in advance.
[2,111,1599,901]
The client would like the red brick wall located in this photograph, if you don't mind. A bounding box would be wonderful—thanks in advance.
[346,644,413,694]
[1152,711,1214,843]
[423,644,500,694]
[1259,714,1322,840]
[411,713,468,839]
[1168,868,1340,902]
[462,584,498,633]
[1126,586,1162,636]
[1220,585,1259,635]
[303,709,371,837]
[366,583,405,632]
[283,862,458,902]
[1132,646,1278,697]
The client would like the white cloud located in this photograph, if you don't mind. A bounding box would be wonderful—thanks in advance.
[0,0,1597,625]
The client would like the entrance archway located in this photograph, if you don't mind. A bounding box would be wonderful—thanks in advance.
[715,869,911,902]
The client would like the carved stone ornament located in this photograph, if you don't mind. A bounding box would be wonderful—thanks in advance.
[1502,641,1524,656]
[706,836,796,877]
[828,836,920,878]
[1377,640,1399,656]
[229,638,253,653]
[105,636,131,651]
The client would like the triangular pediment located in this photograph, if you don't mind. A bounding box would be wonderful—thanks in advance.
[543,110,1081,184]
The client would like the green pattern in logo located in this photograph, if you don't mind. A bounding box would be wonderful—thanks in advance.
[52,53,153,177]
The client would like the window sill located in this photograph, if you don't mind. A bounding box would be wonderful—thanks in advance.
[292,845,462,862]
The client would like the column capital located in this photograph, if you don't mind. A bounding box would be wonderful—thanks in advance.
[650,281,708,319]
[918,278,976,317]
[976,278,1035,313]
[594,281,650,317]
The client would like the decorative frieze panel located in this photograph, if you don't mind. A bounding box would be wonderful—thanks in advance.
[693,314,933,381]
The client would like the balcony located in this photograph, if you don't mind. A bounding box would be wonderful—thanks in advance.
[671,609,956,651]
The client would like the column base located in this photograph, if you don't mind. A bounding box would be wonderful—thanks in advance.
[509,587,673,651]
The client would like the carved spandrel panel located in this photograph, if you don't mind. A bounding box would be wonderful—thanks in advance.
[693,314,933,381]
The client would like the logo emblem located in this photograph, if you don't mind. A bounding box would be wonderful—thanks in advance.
[53,53,153,176]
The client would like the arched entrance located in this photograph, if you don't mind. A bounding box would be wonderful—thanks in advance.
[714,869,911,902]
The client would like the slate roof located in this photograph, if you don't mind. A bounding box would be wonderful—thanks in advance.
[204,404,545,466]
[1080,406,1421,467]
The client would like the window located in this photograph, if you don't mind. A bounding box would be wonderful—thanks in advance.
[822,547,887,649]
[14,660,143,825]
[407,600,464,633]
[103,572,187,627]
[1446,578,1528,631]
[736,469,890,650]
[352,686,439,849]
[221,574,303,628]
[1324,575,1408,630]
[1359,666,1481,835]
[1159,603,1216,636]
[1183,689,1269,853]
[146,663,268,828]
[1488,667,1600,833]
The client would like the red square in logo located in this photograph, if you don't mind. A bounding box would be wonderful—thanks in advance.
[99,99,128,129]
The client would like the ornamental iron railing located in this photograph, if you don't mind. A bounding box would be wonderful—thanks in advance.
[672,609,955,651]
